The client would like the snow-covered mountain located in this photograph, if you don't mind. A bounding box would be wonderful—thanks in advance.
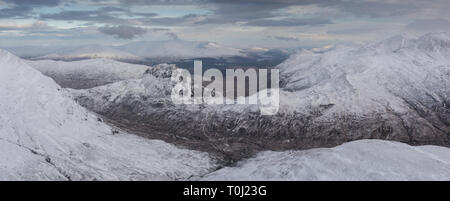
[277,32,450,142]
[4,40,243,61]
[26,59,150,89]
[2,47,450,181]
[71,32,450,163]
[0,49,216,181]
[32,45,139,60]
[119,40,243,59]
[203,140,450,181]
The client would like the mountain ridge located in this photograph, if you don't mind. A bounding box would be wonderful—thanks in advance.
[72,32,450,163]
[3,40,244,61]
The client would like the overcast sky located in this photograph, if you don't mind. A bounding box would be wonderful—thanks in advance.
[0,0,449,48]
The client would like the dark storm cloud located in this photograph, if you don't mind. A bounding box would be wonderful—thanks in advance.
[98,25,147,39]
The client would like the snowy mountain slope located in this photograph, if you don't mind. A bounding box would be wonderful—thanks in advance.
[202,140,450,181]
[71,33,450,163]
[0,49,216,181]
[70,64,261,163]
[278,33,450,114]
[276,32,450,142]
[26,59,150,89]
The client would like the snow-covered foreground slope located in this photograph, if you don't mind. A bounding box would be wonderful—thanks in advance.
[0,49,216,181]
[203,140,450,181]
[26,59,149,89]
[72,33,450,163]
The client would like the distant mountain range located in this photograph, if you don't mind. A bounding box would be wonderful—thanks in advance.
[2,40,247,61]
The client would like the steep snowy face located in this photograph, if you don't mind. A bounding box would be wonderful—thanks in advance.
[26,59,150,89]
[279,33,450,112]
[202,140,450,181]
[0,49,216,181]
[72,33,450,163]
[277,32,450,141]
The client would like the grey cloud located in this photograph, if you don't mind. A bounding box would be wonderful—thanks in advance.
[2,0,449,23]
[166,32,179,40]
[0,0,60,19]
[336,1,422,17]
[146,27,179,40]
[0,5,33,18]
[38,6,157,23]
[98,7,158,17]
[40,10,124,23]
[98,25,147,39]
[114,0,307,25]
[246,17,332,27]
[131,12,158,17]
[273,36,300,41]
[327,26,383,35]
[98,7,128,12]
[116,0,205,5]
[119,0,449,19]
[406,19,450,31]
[0,21,51,31]
[142,14,200,26]
[3,0,450,33]
[150,28,170,31]
[2,0,61,6]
